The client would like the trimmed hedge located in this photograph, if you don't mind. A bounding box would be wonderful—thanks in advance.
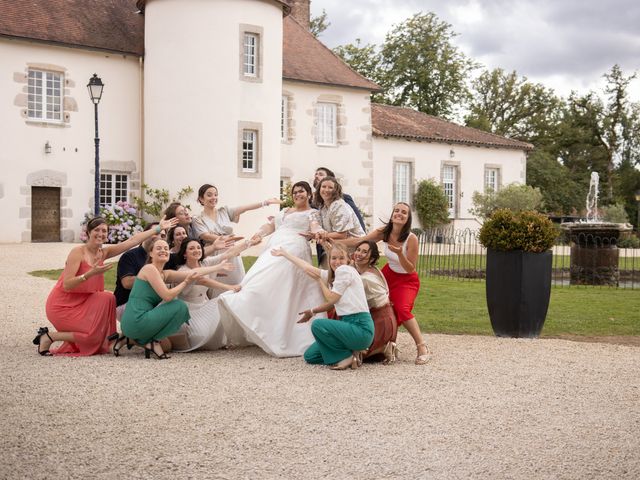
[479,209,557,253]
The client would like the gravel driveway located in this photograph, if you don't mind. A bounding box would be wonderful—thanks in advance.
[1,243,638,479]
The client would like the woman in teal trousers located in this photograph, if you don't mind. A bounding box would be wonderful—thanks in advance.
[272,243,373,370]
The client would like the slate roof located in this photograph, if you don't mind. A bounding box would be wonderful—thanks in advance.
[0,0,144,55]
[371,103,534,150]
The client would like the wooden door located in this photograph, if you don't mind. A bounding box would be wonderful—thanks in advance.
[31,187,61,242]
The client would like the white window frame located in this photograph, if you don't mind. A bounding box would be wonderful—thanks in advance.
[28,69,63,122]
[393,161,413,205]
[242,130,257,173]
[243,33,258,77]
[484,166,501,192]
[100,173,129,206]
[315,102,337,146]
[281,95,289,142]
[237,121,262,178]
[442,164,458,218]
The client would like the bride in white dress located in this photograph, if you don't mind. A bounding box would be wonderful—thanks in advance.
[218,181,326,357]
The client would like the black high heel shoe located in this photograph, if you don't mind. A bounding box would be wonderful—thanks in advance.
[32,327,53,356]
[144,340,170,360]
[110,334,132,357]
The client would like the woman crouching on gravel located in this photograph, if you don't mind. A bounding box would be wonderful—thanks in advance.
[272,243,373,370]
[351,240,398,364]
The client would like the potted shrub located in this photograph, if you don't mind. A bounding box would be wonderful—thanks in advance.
[479,209,558,338]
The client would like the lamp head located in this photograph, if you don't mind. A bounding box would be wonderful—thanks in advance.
[87,74,104,105]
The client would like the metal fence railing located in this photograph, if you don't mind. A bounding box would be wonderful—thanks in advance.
[415,228,640,289]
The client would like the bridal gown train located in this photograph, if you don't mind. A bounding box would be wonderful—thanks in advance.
[173,268,226,352]
[218,209,326,357]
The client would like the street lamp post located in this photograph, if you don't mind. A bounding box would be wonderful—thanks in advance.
[87,74,104,216]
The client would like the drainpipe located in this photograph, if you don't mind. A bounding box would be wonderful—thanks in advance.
[139,55,145,203]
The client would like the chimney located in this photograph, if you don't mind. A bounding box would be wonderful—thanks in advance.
[289,0,311,30]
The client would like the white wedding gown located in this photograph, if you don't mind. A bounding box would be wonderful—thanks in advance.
[218,209,326,357]
[172,265,226,352]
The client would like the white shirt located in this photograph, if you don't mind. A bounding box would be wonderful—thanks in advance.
[321,265,369,316]
[383,240,409,274]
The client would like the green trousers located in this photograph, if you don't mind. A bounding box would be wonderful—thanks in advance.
[304,312,374,365]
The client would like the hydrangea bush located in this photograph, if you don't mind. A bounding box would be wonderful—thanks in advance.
[81,201,146,244]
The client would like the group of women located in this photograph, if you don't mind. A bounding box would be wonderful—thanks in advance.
[35,178,429,368]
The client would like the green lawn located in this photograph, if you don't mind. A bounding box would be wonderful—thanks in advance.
[30,257,640,337]
[418,278,640,336]
[416,253,639,272]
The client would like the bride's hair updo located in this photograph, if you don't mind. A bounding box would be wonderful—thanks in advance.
[291,181,312,199]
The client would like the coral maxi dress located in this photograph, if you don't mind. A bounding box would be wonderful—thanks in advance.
[45,261,116,356]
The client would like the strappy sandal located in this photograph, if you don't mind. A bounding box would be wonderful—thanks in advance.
[415,341,431,365]
[144,340,170,360]
[382,341,398,365]
[111,334,132,357]
[32,327,53,356]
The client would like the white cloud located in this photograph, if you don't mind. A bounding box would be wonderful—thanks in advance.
[310,0,640,101]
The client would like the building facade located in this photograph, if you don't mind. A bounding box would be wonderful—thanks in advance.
[0,0,532,243]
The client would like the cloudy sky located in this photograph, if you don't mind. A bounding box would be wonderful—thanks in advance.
[310,0,640,101]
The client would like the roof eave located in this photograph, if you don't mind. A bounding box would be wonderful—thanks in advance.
[372,132,534,151]
[137,0,292,15]
[0,33,143,56]
[283,76,381,92]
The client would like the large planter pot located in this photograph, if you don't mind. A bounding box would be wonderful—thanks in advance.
[486,249,553,338]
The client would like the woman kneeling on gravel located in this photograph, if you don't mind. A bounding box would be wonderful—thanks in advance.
[271,243,374,370]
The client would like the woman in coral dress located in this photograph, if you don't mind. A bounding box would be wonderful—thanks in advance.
[34,216,178,356]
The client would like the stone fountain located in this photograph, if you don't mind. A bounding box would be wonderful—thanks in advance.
[561,172,631,286]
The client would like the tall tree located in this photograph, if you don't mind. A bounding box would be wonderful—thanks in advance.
[379,13,477,119]
[465,68,579,213]
[333,39,386,102]
[569,65,637,202]
[465,68,563,145]
[310,9,330,38]
[335,12,476,119]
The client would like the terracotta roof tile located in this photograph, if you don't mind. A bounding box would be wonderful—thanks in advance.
[371,103,534,151]
[1,1,377,93]
[0,0,144,55]
[283,16,380,91]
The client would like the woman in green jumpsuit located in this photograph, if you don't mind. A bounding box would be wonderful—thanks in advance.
[119,238,228,359]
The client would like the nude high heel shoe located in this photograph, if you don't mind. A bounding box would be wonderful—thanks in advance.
[330,353,360,370]
[415,342,431,365]
[382,341,397,365]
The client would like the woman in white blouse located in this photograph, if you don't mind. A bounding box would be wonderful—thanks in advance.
[272,243,374,370]
[313,177,364,266]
